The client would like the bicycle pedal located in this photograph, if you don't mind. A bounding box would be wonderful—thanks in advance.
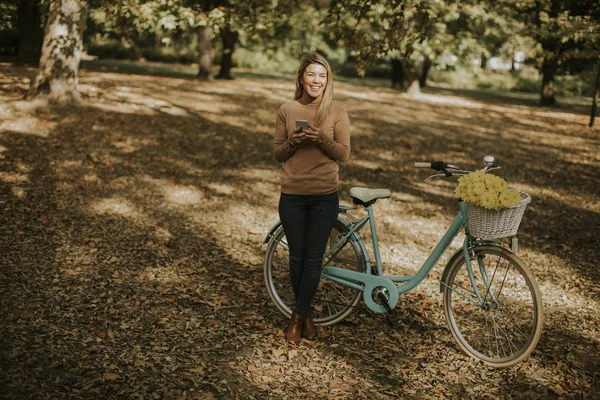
[384,314,399,329]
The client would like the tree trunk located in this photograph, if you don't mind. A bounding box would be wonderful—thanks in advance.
[418,56,432,88]
[480,52,488,69]
[197,25,213,80]
[391,58,405,90]
[27,0,88,103]
[216,25,238,80]
[405,63,421,96]
[17,0,44,65]
[540,57,557,106]
[590,63,600,128]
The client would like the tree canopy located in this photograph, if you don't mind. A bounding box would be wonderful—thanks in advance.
[2,0,598,108]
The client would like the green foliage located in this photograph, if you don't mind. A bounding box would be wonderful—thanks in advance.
[326,0,449,73]
[87,37,198,63]
[232,48,300,74]
[495,0,600,66]
[87,38,141,60]
[0,0,18,56]
[428,65,596,97]
[142,46,197,64]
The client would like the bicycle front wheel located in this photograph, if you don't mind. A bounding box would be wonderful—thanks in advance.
[443,245,544,367]
[264,219,367,326]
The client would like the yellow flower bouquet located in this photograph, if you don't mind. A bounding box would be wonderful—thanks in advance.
[455,170,530,239]
[455,170,521,211]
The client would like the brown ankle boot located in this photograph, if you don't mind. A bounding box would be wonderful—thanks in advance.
[302,311,317,340]
[286,312,305,343]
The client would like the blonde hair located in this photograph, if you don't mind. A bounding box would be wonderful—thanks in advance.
[294,53,333,126]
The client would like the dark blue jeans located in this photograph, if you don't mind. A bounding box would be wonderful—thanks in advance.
[278,192,339,316]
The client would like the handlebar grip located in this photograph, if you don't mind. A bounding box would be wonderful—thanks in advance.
[414,162,431,168]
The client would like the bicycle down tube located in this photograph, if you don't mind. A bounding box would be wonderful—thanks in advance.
[322,201,467,303]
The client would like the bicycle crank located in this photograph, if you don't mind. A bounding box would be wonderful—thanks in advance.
[374,289,400,328]
[362,278,399,314]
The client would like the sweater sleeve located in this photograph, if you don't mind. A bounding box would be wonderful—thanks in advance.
[273,105,297,162]
[319,106,351,162]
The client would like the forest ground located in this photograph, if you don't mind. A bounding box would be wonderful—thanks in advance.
[0,60,599,399]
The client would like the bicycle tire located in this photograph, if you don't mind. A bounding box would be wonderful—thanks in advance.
[443,245,544,367]
[264,219,367,326]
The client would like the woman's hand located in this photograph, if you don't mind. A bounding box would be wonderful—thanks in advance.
[304,124,325,144]
[290,127,307,146]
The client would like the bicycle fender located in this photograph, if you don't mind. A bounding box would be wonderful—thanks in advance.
[439,240,505,292]
[439,247,465,293]
[263,221,282,244]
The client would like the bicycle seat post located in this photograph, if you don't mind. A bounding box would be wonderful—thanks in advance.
[365,204,384,276]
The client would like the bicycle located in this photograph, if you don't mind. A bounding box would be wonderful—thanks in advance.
[264,156,544,367]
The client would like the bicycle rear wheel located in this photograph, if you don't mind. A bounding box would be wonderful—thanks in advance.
[443,245,544,367]
[264,219,367,326]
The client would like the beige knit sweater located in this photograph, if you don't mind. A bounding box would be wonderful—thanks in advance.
[273,99,351,195]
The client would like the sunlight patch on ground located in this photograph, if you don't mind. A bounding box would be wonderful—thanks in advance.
[516,183,599,213]
[87,100,156,115]
[164,185,204,205]
[378,213,463,274]
[141,176,205,208]
[113,137,158,153]
[417,93,484,109]
[489,104,584,121]
[196,106,267,133]
[413,181,458,201]
[336,86,403,103]
[239,168,279,184]
[392,191,427,203]
[109,87,190,116]
[0,115,51,137]
[523,250,600,319]
[174,93,230,114]
[244,83,291,104]
[352,159,385,171]
[0,171,29,184]
[11,186,25,198]
[91,197,144,219]
[205,182,234,195]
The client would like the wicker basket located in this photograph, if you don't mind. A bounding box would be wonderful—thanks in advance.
[467,192,531,240]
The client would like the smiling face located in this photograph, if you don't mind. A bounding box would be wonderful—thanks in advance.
[301,63,328,99]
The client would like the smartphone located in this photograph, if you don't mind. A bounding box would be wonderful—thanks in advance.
[295,120,309,131]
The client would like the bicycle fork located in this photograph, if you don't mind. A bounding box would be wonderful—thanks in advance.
[445,237,500,309]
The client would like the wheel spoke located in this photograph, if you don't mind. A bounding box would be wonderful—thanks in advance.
[443,246,543,366]
[446,280,482,307]
[265,221,366,326]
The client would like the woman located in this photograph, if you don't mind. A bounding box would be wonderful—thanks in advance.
[273,53,351,343]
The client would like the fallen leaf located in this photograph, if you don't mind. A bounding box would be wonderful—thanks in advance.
[189,367,204,374]
[102,373,119,381]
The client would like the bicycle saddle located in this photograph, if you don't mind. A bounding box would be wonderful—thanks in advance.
[349,187,392,205]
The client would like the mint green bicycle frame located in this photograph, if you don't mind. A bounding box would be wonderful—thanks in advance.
[266,200,501,314]
[265,200,500,313]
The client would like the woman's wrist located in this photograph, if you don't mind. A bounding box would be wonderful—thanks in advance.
[317,133,328,145]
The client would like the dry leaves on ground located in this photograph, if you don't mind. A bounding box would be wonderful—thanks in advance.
[0,61,599,399]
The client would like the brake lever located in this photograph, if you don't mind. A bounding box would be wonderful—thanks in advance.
[427,173,451,179]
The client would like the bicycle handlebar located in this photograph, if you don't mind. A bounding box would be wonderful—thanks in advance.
[414,156,501,179]
[414,162,432,168]
[414,161,459,171]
